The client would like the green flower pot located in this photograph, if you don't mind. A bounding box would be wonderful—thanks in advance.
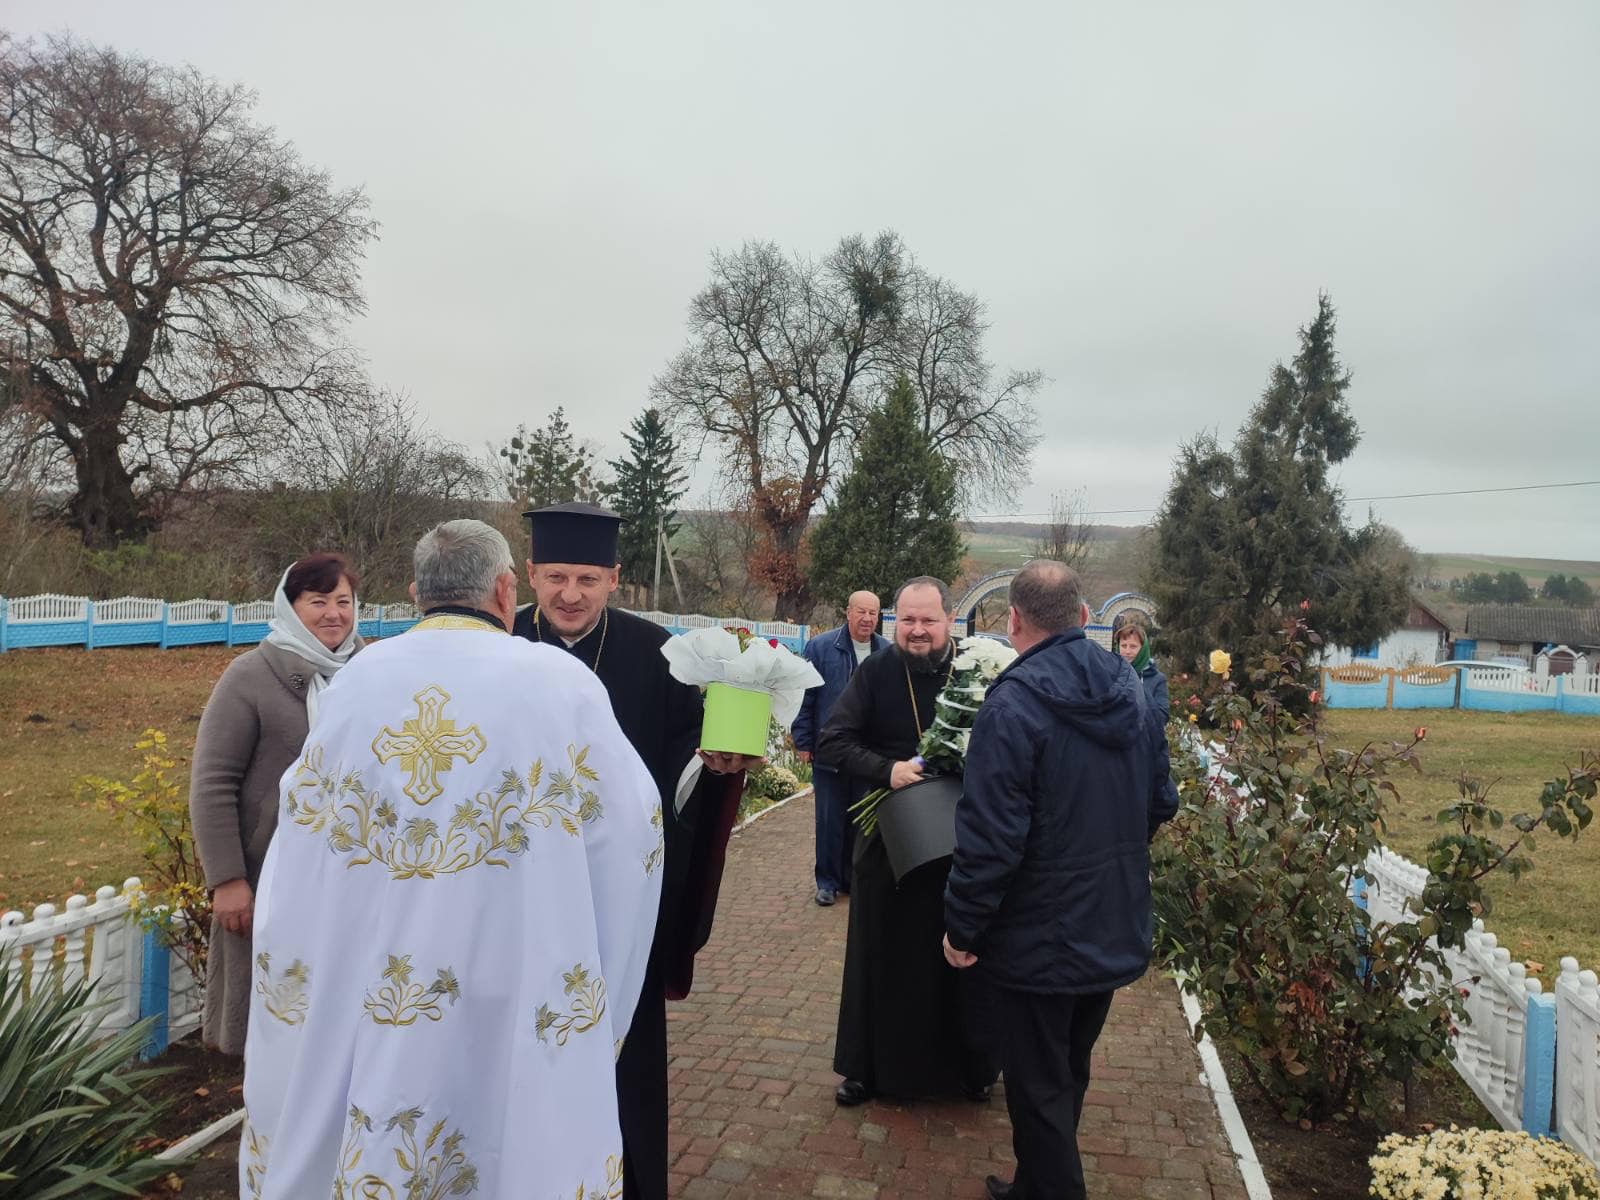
[701,683,772,757]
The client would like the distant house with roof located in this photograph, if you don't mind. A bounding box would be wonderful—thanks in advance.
[1459,606,1600,670]
[1322,596,1452,669]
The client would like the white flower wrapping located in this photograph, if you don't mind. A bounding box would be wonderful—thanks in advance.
[660,626,823,728]
[950,637,1016,676]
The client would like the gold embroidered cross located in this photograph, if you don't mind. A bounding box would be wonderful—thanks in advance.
[372,686,487,805]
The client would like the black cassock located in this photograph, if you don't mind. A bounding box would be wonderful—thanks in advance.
[817,644,1000,1098]
[513,605,742,1200]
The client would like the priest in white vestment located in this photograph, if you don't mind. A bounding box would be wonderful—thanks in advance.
[241,520,662,1200]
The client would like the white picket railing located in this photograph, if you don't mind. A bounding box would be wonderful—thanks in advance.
[1449,928,1547,1132]
[231,601,274,623]
[1197,741,1582,1152]
[0,878,203,1043]
[1360,846,1429,931]
[1466,668,1556,696]
[9,593,89,622]
[1,880,145,1035]
[1556,959,1600,1165]
[168,598,229,624]
[358,602,383,622]
[93,596,164,623]
[383,602,418,621]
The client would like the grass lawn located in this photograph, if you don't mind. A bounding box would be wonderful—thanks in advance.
[1322,707,1600,971]
[0,644,244,913]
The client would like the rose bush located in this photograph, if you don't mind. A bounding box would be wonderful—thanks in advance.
[1154,617,1597,1122]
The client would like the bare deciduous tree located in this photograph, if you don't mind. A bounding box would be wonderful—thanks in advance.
[0,382,63,591]
[256,391,492,596]
[655,233,1043,619]
[895,273,1042,506]
[674,500,767,618]
[0,34,377,546]
[653,234,904,619]
[1032,488,1095,572]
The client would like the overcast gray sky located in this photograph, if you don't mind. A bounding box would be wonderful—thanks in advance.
[9,1,1598,558]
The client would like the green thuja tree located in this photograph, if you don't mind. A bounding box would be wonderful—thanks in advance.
[1144,295,1411,687]
[806,376,964,612]
[601,408,687,594]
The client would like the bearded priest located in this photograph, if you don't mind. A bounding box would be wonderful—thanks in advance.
[241,520,662,1199]
[512,501,760,1200]
[818,575,1001,1107]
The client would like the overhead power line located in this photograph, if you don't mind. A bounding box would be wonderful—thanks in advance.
[969,479,1600,522]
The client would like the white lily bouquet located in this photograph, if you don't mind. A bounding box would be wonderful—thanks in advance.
[850,636,1018,836]
[660,626,823,757]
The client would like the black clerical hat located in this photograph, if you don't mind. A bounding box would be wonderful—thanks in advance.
[523,501,626,567]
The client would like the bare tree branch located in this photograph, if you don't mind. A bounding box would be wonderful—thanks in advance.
[1032,488,1095,572]
[0,33,377,545]
[893,272,1042,506]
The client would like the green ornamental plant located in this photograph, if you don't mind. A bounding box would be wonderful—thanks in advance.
[1153,616,1597,1123]
[77,730,212,985]
[0,951,175,1197]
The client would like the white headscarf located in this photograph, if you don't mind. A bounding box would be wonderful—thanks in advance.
[264,566,360,725]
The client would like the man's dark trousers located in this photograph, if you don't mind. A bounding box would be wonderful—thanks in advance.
[994,985,1115,1199]
[812,768,854,894]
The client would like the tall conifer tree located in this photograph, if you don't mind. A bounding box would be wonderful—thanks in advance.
[603,408,688,592]
[1144,295,1410,671]
[806,376,964,614]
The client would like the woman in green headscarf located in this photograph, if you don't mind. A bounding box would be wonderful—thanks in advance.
[1113,616,1169,721]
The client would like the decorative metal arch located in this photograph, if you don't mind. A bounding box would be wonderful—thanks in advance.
[952,569,1021,634]
[1095,591,1159,629]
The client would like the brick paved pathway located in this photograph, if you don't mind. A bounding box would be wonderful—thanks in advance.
[664,792,1251,1198]
[169,790,1251,1199]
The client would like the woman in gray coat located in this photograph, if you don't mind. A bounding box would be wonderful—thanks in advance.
[190,553,362,1054]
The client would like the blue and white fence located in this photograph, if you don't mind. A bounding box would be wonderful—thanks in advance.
[1364,849,1600,1159]
[0,593,425,653]
[1361,849,1559,1136]
[0,879,200,1059]
[631,611,808,653]
[1323,656,1600,717]
[0,594,815,655]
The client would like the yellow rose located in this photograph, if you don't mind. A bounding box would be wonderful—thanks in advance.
[1208,649,1232,676]
[1188,713,1199,723]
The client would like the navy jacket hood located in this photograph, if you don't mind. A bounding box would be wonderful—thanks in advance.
[999,629,1146,750]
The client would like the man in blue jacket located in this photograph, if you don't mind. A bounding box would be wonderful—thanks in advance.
[943,560,1178,1200]
[792,590,888,906]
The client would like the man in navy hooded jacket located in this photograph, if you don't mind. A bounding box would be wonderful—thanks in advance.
[943,560,1178,1200]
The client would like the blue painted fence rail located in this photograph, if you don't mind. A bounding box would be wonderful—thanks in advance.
[0,595,813,654]
[1322,663,1600,717]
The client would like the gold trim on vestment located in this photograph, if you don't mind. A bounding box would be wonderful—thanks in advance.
[410,614,507,633]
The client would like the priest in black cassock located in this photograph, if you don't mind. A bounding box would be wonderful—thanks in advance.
[818,575,1000,1107]
[511,502,759,1200]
